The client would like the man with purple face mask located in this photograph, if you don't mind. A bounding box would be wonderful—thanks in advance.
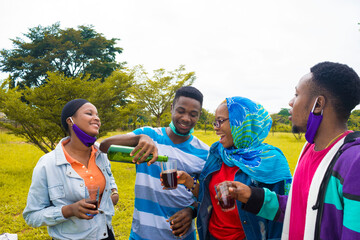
[219,62,360,240]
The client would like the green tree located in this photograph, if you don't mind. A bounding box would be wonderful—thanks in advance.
[351,109,360,117]
[348,110,360,130]
[278,108,290,117]
[130,65,196,126]
[116,101,147,130]
[270,109,292,133]
[293,132,303,140]
[0,70,133,153]
[0,22,123,88]
[197,108,215,132]
[271,116,278,135]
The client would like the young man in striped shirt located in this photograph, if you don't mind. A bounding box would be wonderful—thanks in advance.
[100,86,209,239]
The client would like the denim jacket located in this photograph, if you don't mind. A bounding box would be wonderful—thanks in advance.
[197,142,285,240]
[23,137,117,240]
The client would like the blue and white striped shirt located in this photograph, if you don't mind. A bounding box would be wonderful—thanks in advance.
[129,127,209,240]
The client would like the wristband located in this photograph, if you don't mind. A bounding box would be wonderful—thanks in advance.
[187,205,197,219]
[184,177,197,192]
[111,190,118,196]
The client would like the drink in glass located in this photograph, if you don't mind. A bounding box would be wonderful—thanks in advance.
[161,160,178,189]
[215,181,236,212]
[85,185,100,215]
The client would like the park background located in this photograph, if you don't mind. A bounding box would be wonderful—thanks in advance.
[1,0,359,239]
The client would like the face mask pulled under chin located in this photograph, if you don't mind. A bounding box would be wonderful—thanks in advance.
[169,121,194,137]
[70,117,97,147]
[305,98,323,144]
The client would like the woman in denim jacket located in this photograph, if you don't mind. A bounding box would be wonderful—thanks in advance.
[178,96,292,240]
[23,99,118,240]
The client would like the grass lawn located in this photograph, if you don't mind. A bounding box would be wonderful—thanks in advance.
[0,129,305,239]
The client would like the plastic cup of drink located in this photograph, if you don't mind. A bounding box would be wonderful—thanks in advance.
[215,181,236,212]
[161,160,178,190]
[85,185,100,216]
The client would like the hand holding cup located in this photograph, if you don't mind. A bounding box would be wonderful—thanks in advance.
[227,181,252,204]
[215,181,236,212]
[85,185,100,216]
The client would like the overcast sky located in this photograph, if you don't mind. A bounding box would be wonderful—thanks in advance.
[1,0,359,113]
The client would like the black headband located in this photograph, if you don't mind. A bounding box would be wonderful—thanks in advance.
[61,99,89,131]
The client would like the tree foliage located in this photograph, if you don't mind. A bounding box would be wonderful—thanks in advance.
[278,108,290,117]
[348,110,360,130]
[129,65,196,126]
[116,101,148,130]
[271,108,360,139]
[197,108,215,132]
[0,71,133,153]
[0,22,123,88]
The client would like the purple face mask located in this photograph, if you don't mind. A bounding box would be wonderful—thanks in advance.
[305,98,323,144]
[70,117,97,147]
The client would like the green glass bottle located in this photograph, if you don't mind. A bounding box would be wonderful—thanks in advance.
[107,145,168,163]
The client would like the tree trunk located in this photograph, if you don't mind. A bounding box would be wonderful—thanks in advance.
[156,117,161,127]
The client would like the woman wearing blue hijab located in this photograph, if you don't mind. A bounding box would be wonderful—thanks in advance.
[178,96,292,240]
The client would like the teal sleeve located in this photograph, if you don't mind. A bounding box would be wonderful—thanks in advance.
[257,188,280,221]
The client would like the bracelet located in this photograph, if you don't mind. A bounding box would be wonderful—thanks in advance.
[111,190,118,196]
[187,205,197,219]
[184,177,197,192]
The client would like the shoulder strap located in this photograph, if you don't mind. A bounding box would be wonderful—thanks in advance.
[344,131,360,143]
[313,131,360,239]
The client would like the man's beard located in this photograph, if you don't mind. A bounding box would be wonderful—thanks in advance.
[175,127,190,136]
[292,125,305,134]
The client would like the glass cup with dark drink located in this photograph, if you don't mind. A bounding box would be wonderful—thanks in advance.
[161,160,178,190]
[85,185,100,216]
[215,181,236,212]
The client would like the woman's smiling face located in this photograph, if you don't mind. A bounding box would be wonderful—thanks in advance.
[70,103,101,137]
[214,103,234,148]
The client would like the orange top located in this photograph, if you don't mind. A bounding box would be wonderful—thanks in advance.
[62,139,106,197]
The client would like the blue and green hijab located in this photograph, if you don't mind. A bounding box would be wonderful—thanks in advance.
[218,96,292,185]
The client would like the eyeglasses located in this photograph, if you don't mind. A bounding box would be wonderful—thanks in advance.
[212,118,229,128]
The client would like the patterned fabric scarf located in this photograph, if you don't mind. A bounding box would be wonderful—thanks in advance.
[218,96,292,184]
